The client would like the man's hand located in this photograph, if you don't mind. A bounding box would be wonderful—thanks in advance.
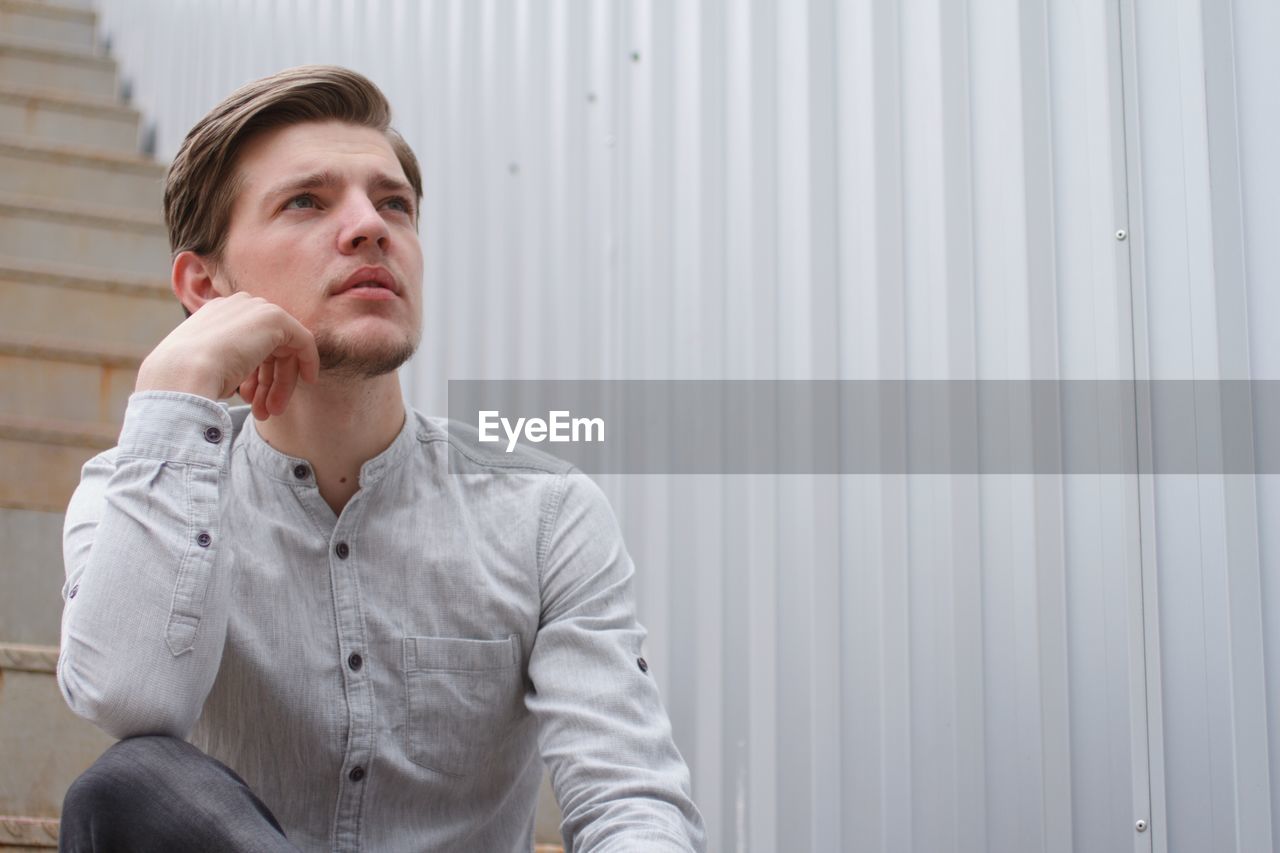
[135,292,321,421]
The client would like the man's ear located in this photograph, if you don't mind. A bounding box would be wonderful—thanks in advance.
[172,251,227,315]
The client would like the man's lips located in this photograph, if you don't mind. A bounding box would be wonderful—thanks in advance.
[333,266,401,296]
[340,286,398,301]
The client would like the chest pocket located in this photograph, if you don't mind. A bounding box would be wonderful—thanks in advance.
[402,634,525,777]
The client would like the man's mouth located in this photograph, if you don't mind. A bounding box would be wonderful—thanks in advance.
[334,266,400,296]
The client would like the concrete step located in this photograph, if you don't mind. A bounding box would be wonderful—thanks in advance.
[0,645,115,823]
[0,191,168,278]
[0,507,63,647]
[0,84,137,153]
[19,0,90,8]
[0,815,58,849]
[0,134,163,213]
[0,275,176,351]
[0,414,113,512]
[0,254,168,297]
[0,33,115,98]
[0,334,142,425]
[0,254,175,348]
[0,0,95,52]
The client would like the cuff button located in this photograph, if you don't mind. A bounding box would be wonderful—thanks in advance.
[203,426,223,444]
[637,656,649,673]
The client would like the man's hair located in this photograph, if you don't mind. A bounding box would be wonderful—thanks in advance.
[164,65,422,317]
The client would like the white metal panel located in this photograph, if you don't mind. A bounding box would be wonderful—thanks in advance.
[1124,2,1280,853]
[1235,2,1280,850]
[87,1,1277,851]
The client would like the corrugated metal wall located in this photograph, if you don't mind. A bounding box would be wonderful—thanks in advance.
[1126,2,1280,852]
[93,1,1279,851]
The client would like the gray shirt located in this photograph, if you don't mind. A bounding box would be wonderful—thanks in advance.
[58,391,706,852]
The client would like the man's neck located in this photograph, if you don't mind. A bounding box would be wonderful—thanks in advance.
[254,372,407,516]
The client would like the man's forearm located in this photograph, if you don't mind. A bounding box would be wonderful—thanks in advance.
[58,392,237,740]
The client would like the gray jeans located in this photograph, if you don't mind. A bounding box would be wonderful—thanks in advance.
[59,736,299,853]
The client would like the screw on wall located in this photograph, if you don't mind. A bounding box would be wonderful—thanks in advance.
[1135,819,1148,833]
[1115,229,1128,241]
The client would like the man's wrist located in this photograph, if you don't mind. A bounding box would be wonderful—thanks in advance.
[117,391,234,466]
[135,357,221,401]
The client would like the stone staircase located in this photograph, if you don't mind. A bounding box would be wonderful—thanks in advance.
[0,2,566,849]
[0,0,169,848]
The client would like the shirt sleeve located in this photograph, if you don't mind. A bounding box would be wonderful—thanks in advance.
[525,470,707,853]
[58,390,237,741]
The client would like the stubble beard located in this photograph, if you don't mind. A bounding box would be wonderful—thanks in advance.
[313,326,419,380]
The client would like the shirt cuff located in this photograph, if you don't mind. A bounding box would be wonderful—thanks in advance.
[117,390,234,467]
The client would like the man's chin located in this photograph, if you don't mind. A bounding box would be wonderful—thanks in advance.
[314,331,418,380]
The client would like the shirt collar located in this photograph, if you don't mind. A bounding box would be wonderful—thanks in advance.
[240,402,419,487]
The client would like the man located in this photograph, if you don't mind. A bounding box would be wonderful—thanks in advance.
[56,65,705,853]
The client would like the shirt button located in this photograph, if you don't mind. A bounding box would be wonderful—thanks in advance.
[203,426,222,444]
[637,656,649,673]
[347,653,363,671]
[293,464,310,480]
[348,766,365,782]
[68,584,79,599]
[196,531,212,548]
[336,542,350,559]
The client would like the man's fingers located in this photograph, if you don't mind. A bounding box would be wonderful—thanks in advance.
[281,315,321,384]
[252,382,270,421]
[249,310,314,417]
[252,358,275,421]
[239,371,259,404]
[267,355,299,416]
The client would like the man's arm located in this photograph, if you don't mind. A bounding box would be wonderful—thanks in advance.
[525,471,707,852]
[59,392,237,739]
[58,292,320,740]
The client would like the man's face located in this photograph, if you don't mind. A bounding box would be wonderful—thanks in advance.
[218,119,424,379]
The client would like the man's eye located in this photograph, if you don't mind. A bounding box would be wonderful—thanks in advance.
[284,194,316,210]
[382,196,413,215]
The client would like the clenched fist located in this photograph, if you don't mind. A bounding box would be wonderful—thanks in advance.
[135,292,321,421]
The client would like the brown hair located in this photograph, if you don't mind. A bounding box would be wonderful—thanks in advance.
[164,65,422,315]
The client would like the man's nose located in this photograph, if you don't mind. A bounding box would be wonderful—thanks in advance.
[338,197,390,253]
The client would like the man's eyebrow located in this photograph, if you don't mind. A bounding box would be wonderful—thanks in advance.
[261,170,415,203]
[261,170,340,202]
[368,174,415,196]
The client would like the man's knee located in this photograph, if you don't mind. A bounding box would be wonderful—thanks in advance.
[76,736,209,796]
[61,736,291,853]
[61,737,196,852]
[64,736,181,813]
